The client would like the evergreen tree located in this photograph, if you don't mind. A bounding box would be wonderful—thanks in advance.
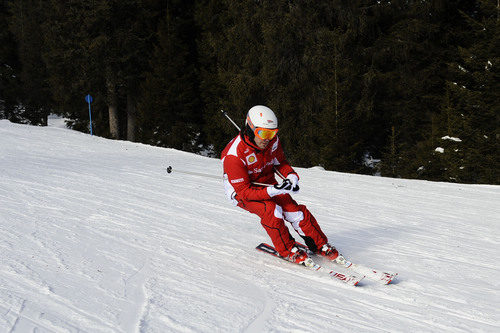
[1,0,496,184]
[259,0,365,170]
[316,0,383,172]
[435,0,499,183]
[408,0,498,184]
[7,0,52,125]
[42,0,102,132]
[138,0,202,151]
[196,0,266,153]
[0,0,20,121]
[373,0,445,177]
[259,0,322,166]
[43,0,154,138]
[89,0,152,139]
[374,0,480,180]
[196,0,379,168]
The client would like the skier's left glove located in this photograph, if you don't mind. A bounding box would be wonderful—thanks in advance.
[286,174,300,192]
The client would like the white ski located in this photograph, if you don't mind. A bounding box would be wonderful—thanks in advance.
[295,243,398,285]
[256,243,364,286]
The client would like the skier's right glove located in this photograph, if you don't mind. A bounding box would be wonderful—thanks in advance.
[267,179,296,197]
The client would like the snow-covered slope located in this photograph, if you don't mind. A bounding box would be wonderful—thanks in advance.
[0,119,499,332]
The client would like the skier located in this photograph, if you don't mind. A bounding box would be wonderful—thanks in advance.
[221,105,339,265]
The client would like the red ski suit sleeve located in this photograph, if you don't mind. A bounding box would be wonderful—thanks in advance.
[223,155,271,201]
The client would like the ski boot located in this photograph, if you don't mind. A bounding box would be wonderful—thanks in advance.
[286,246,314,267]
[318,243,339,261]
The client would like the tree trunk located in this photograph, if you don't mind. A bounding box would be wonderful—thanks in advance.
[108,104,119,139]
[126,93,137,142]
[107,77,119,139]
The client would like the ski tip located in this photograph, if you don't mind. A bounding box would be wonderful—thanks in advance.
[354,276,366,286]
[384,273,398,285]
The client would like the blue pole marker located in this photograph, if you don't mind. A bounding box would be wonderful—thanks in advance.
[85,94,93,135]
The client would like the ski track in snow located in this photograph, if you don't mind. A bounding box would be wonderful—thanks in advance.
[0,119,499,332]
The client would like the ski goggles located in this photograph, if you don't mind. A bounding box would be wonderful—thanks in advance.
[254,127,278,140]
[247,116,278,140]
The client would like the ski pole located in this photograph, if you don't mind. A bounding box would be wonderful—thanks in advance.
[274,168,286,180]
[166,166,272,187]
[221,109,241,131]
[165,166,221,180]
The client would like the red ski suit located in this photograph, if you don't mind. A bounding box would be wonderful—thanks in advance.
[221,132,328,257]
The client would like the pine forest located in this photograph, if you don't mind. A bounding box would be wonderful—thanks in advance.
[0,0,498,184]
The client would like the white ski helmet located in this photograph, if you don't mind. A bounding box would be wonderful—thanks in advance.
[245,105,278,130]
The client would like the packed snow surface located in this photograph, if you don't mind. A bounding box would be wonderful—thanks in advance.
[0,120,499,332]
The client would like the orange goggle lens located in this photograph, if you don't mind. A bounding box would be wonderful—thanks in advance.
[255,127,278,140]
